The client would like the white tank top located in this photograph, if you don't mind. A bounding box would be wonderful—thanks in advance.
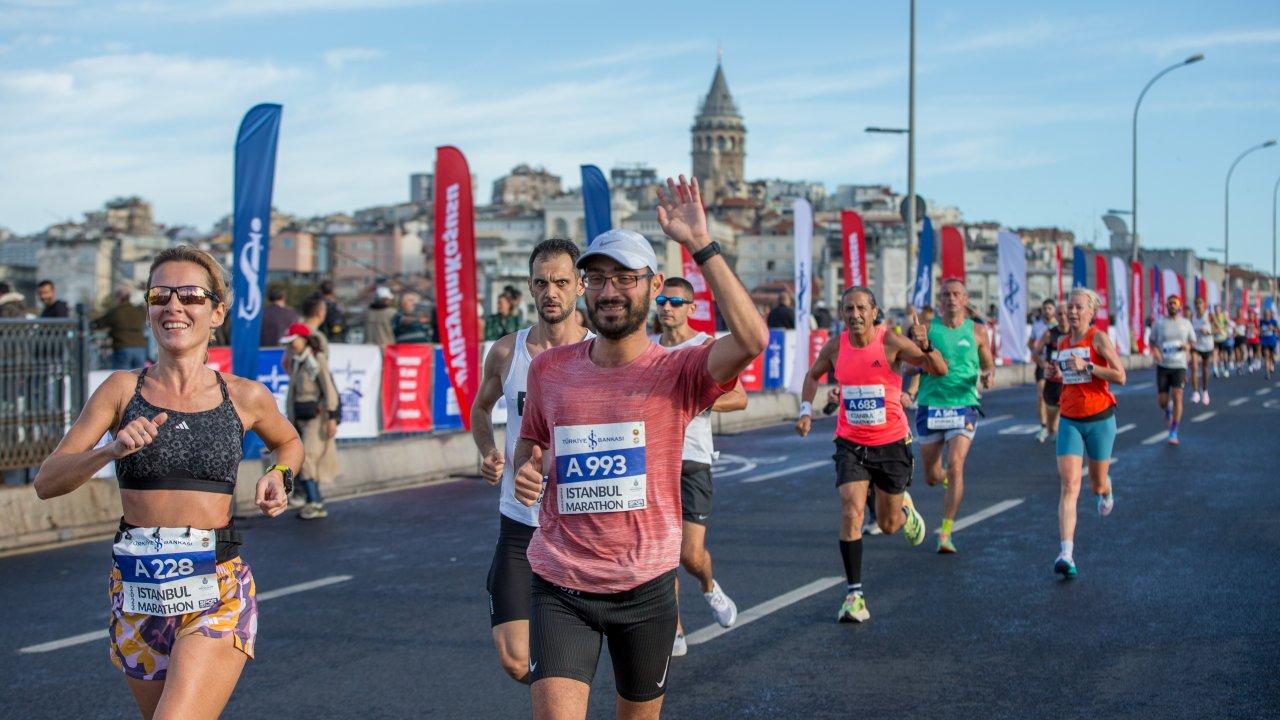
[500,326,594,526]
[651,331,715,465]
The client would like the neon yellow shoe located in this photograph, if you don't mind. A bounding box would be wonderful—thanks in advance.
[902,492,926,546]
[837,593,870,623]
[937,533,957,554]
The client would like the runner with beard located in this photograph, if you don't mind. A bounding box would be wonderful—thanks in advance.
[470,238,593,685]
[510,176,766,720]
[796,287,948,622]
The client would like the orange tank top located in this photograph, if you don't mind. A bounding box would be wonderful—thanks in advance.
[1057,327,1116,419]
[834,325,908,446]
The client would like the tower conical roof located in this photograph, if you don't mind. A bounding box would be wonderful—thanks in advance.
[699,62,740,119]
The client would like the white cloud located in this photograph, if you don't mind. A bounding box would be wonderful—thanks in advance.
[1135,28,1280,58]
[551,40,708,73]
[108,0,456,21]
[323,47,384,70]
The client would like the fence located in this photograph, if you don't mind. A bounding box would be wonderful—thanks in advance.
[0,318,90,472]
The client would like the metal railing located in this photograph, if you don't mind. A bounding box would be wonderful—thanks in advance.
[0,317,90,472]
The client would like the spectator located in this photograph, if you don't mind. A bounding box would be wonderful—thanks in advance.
[766,291,796,329]
[364,286,397,347]
[393,291,434,343]
[93,284,148,369]
[281,322,340,521]
[36,279,70,318]
[484,292,522,341]
[0,282,27,318]
[260,284,299,348]
[503,285,525,321]
[318,280,347,342]
[300,294,330,354]
[813,300,833,331]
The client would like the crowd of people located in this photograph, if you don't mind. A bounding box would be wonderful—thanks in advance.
[24,171,1276,718]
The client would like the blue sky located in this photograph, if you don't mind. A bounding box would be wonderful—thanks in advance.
[2,0,1279,271]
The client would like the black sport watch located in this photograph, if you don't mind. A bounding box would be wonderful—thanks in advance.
[691,241,722,266]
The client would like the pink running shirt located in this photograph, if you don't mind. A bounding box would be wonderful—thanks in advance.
[834,325,908,446]
[521,339,731,593]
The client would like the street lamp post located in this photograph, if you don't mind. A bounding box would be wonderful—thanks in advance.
[1131,53,1203,264]
[906,0,916,309]
[1224,139,1276,315]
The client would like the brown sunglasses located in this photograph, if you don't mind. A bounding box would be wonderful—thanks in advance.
[146,285,221,307]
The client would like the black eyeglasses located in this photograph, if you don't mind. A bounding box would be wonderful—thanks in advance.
[583,272,653,290]
[146,285,220,307]
[655,295,693,308]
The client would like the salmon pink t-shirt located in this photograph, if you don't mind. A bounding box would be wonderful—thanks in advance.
[520,339,731,593]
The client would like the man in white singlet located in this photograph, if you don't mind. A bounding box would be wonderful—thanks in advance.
[650,276,746,657]
[470,239,592,684]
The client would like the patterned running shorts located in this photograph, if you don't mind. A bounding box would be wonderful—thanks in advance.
[108,557,257,681]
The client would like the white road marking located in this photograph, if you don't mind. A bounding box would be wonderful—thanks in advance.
[1141,431,1168,445]
[740,460,829,484]
[998,424,1042,435]
[1190,411,1216,423]
[1129,382,1154,391]
[686,576,844,646]
[941,498,1026,534]
[17,575,354,654]
[1229,397,1250,407]
[1256,388,1271,396]
[1116,423,1137,435]
[686,499,1023,646]
[982,414,1013,425]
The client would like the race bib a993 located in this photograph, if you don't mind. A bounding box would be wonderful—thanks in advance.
[554,421,647,515]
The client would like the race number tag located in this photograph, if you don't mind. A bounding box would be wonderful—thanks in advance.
[926,407,967,430]
[554,421,647,515]
[842,385,886,425]
[112,527,219,616]
[1058,347,1092,385]
[1160,342,1183,355]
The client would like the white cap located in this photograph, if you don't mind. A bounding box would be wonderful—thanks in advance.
[375,286,394,300]
[577,229,659,274]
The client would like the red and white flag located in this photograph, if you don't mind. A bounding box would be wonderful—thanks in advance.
[680,246,717,335]
[840,210,867,287]
[433,146,480,430]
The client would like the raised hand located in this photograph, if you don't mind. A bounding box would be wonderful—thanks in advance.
[656,175,710,249]
[481,447,504,486]
[908,306,929,348]
[110,412,167,459]
[514,445,545,507]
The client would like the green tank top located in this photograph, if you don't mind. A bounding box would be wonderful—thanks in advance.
[918,318,980,407]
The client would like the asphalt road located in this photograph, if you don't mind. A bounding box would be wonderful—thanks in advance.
[3,369,1278,719]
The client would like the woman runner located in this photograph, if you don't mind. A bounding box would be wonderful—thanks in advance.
[34,246,301,719]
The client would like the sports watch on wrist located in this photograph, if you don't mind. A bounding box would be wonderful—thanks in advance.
[268,464,294,495]
[691,241,722,266]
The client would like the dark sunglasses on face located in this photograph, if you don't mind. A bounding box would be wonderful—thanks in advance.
[655,295,693,308]
[146,285,220,307]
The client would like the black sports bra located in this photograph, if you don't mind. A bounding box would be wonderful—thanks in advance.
[115,367,245,494]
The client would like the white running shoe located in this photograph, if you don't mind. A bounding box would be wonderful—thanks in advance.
[1036,427,1050,444]
[671,632,687,657]
[1191,390,1201,404]
[1097,491,1114,517]
[704,580,738,628]
[1202,390,1210,405]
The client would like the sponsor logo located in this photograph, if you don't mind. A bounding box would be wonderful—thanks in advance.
[237,217,264,322]
[657,657,670,688]
[174,420,191,430]
[870,360,882,368]
[440,183,469,389]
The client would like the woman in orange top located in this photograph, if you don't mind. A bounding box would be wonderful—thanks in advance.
[1044,288,1126,579]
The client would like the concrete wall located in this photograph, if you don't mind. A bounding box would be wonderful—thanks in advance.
[0,355,1152,554]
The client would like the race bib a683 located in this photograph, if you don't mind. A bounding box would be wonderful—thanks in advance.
[554,421,647,515]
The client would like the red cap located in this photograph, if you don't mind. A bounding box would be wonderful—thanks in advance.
[279,322,311,344]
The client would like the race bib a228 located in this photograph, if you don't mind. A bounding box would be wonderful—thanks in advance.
[554,421,647,515]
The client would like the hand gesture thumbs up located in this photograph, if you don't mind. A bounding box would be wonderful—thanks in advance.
[515,444,545,507]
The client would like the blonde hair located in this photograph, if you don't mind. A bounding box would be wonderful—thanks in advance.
[147,245,232,307]
[1068,287,1100,314]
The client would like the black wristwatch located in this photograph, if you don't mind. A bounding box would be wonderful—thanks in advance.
[268,464,294,495]
[691,241,722,266]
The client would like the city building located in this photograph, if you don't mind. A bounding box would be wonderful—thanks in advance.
[491,164,562,209]
[691,60,747,205]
